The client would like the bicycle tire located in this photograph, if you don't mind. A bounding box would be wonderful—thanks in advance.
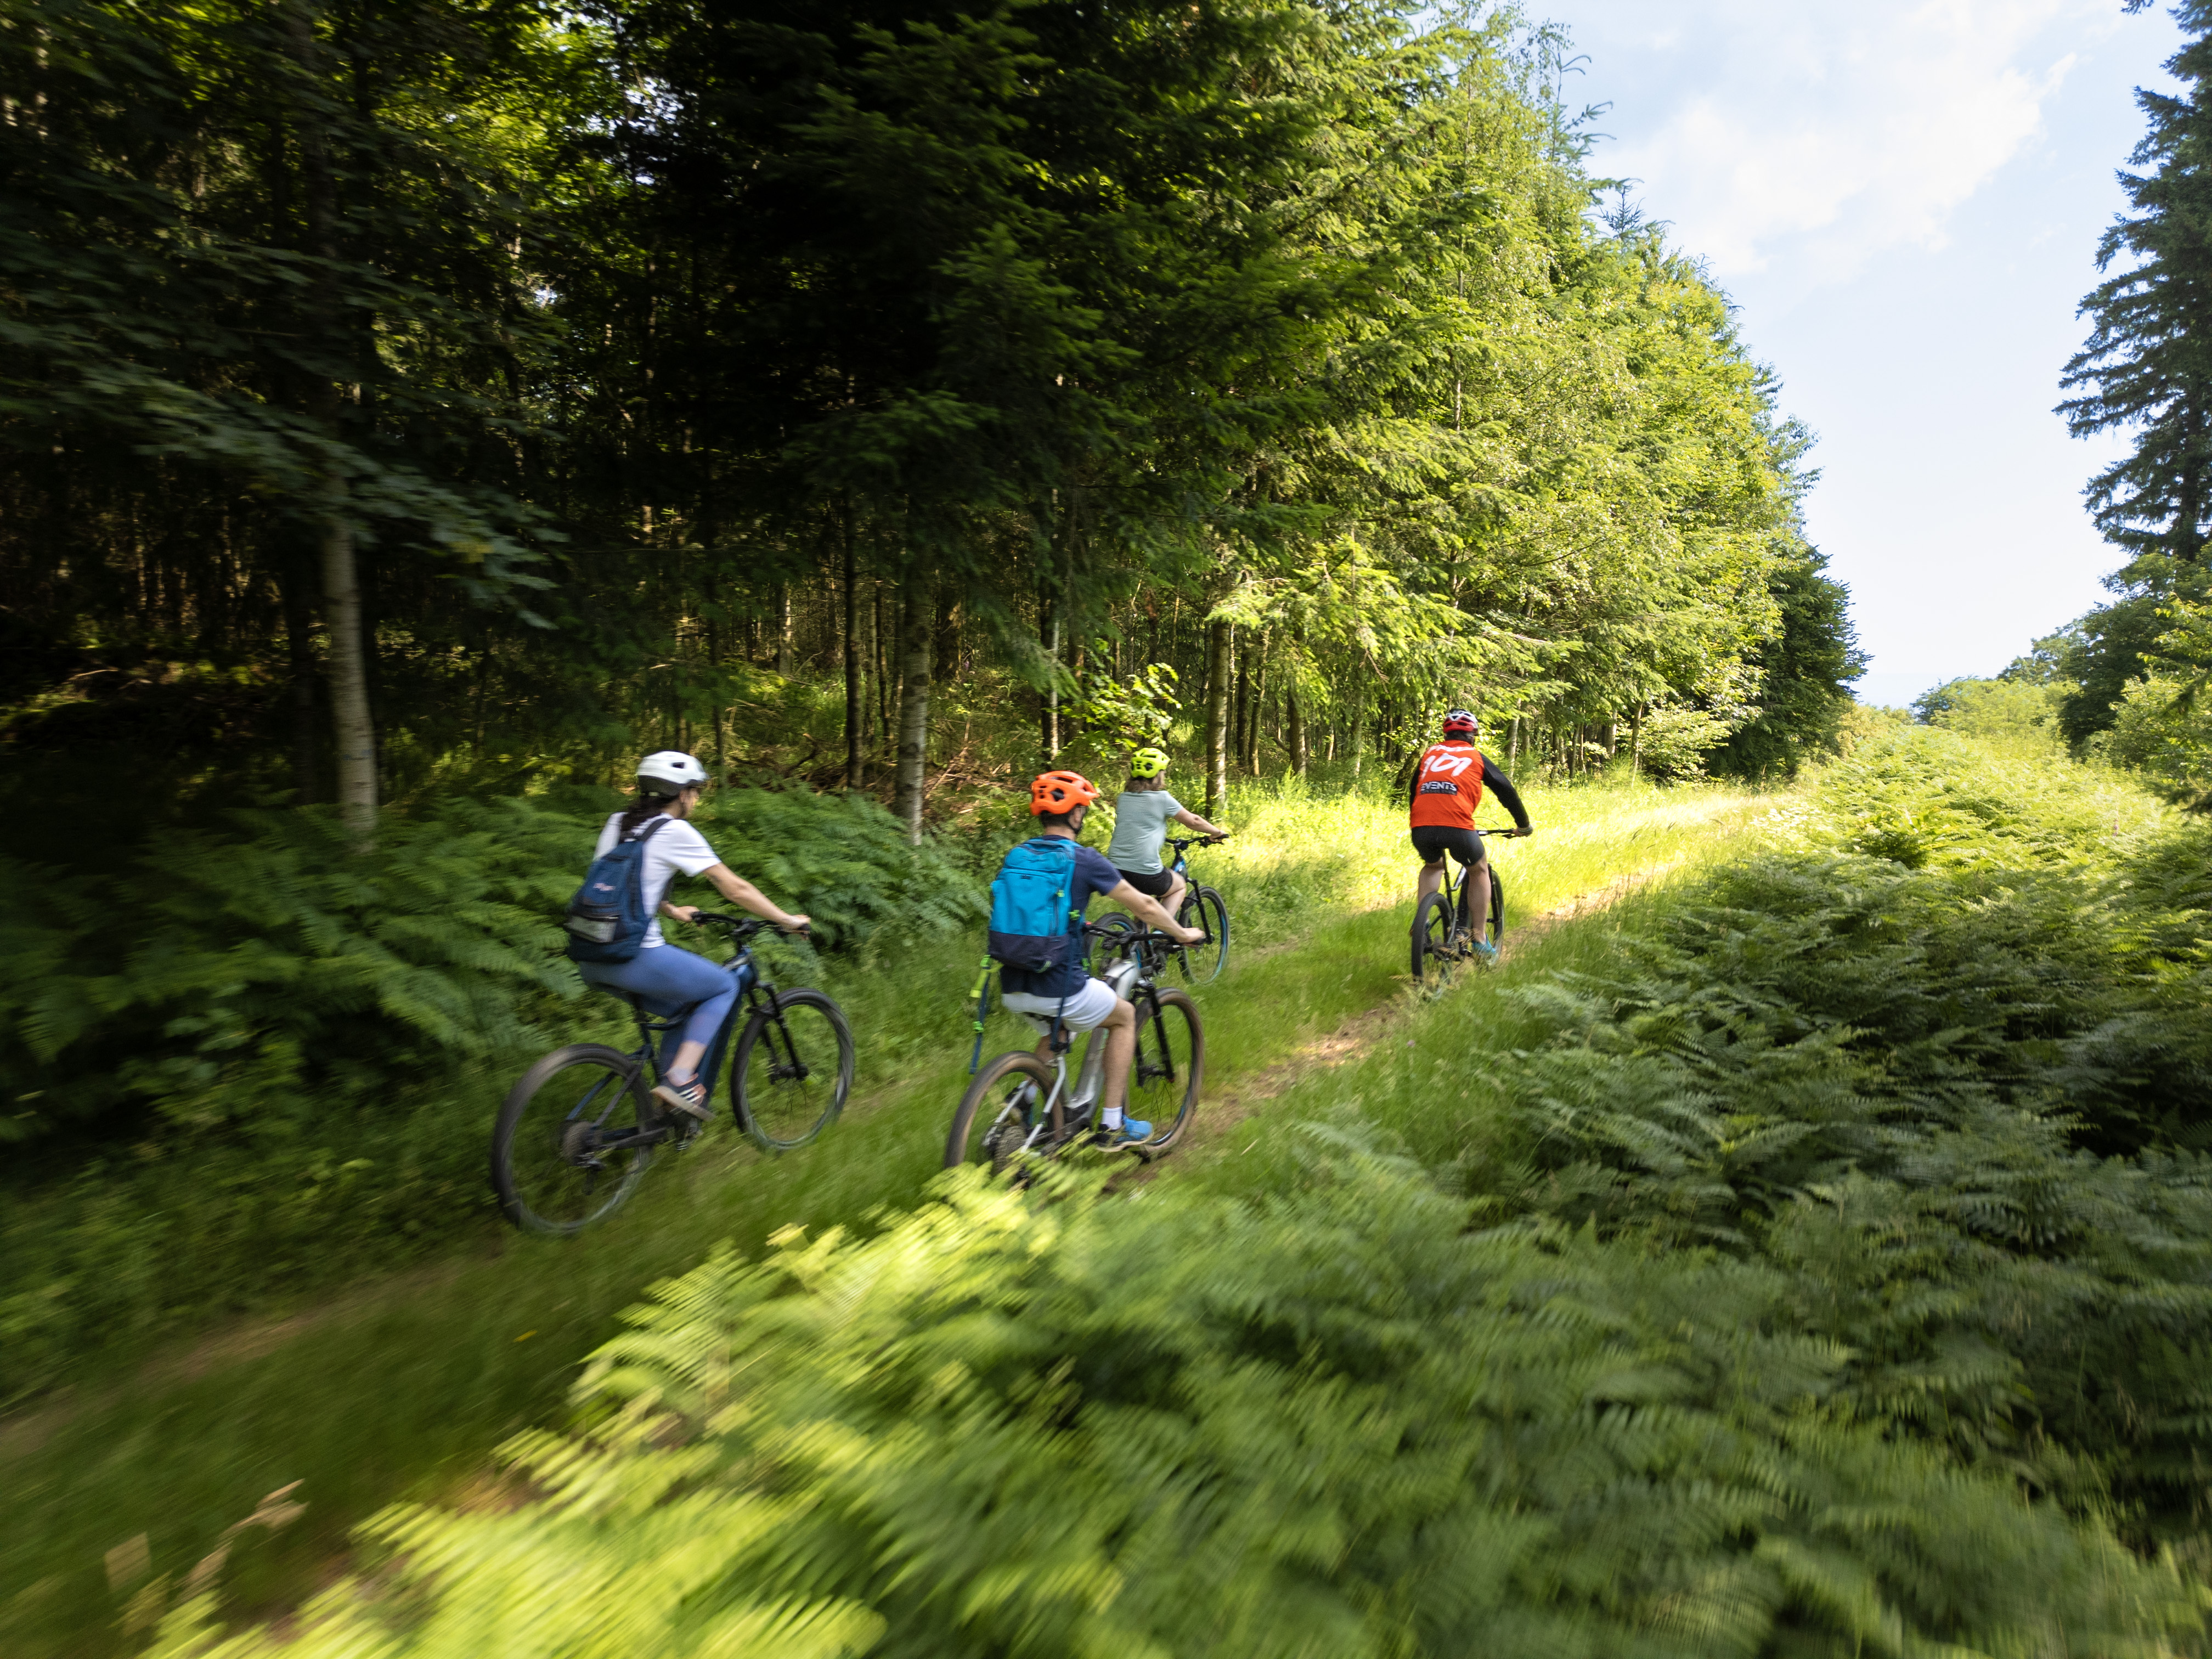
[491,1043,661,1235]
[1487,866,1506,949]
[1130,987,1204,1152]
[946,1051,1057,1173]
[1173,887,1231,985]
[732,989,855,1152]
[1412,891,1455,985]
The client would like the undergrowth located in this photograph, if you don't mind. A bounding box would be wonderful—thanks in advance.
[123,732,2212,1655]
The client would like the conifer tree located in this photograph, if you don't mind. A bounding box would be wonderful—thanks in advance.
[2061,0,2212,564]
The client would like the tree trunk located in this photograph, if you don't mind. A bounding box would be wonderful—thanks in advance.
[776,585,792,675]
[285,2,375,845]
[895,563,934,843]
[320,500,376,842]
[283,553,319,801]
[1629,704,1642,780]
[842,510,861,791]
[1205,618,1231,817]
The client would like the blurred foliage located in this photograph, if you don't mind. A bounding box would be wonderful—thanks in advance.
[143,1152,2207,1659]
[133,730,2212,1657]
[0,786,980,1402]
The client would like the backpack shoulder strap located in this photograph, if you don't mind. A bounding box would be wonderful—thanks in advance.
[630,815,673,845]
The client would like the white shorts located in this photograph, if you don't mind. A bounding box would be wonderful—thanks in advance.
[1001,977,1119,1033]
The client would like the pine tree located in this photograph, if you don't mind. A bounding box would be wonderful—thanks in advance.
[2061,0,2212,565]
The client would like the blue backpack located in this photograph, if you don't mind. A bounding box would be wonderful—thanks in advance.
[985,837,1082,972]
[563,816,672,964]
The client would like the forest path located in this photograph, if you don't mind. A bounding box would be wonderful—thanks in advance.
[0,788,1770,1658]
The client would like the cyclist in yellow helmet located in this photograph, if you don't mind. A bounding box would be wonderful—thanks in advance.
[1106,746,1229,922]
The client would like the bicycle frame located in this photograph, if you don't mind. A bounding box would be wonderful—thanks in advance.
[997,929,1177,1156]
[578,918,800,1153]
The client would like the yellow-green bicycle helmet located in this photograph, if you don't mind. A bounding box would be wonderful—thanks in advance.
[1129,746,1171,780]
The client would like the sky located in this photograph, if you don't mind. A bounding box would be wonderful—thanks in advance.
[1552,0,2187,708]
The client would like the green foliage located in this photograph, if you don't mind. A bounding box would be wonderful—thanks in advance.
[145,1152,2207,1659]
[684,788,987,949]
[1909,675,2069,754]
[0,786,981,1401]
[1708,549,1867,781]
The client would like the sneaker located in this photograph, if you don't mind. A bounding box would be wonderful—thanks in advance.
[652,1074,712,1120]
[1468,938,1499,964]
[1101,1115,1154,1145]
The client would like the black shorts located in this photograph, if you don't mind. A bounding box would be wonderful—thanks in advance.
[1410,826,1485,867]
[1117,866,1175,898]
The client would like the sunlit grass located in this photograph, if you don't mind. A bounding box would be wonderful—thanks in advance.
[0,772,1779,1656]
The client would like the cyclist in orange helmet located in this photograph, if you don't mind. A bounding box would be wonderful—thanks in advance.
[997,769,1204,1142]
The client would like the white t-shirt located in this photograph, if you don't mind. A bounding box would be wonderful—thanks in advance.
[594,813,720,947]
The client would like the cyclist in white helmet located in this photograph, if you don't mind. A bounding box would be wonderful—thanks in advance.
[575,752,811,1120]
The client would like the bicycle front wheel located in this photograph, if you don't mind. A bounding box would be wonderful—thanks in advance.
[946,1051,1056,1173]
[1412,893,1454,985]
[732,989,855,1152]
[1174,887,1231,985]
[491,1043,661,1235]
[1130,988,1204,1152]
[1487,867,1506,950]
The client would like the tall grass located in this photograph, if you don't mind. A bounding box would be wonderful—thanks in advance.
[97,738,2212,1659]
[0,773,1771,1656]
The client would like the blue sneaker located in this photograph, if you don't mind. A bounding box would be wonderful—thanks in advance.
[1468,938,1499,964]
[1104,1116,1153,1145]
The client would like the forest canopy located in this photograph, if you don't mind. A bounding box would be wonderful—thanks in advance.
[0,0,1861,842]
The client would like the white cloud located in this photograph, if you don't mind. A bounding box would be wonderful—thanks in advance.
[1572,0,2120,279]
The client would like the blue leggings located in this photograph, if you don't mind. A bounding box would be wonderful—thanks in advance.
[579,944,743,1076]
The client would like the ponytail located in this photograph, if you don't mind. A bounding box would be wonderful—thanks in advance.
[618,788,679,837]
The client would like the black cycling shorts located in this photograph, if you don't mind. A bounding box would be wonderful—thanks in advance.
[1117,866,1175,898]
[1410,826,1485,867]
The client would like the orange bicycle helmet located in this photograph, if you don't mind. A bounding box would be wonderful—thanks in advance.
[1030,769,1101,815]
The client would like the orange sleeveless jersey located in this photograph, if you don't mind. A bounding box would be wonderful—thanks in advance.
[1409,742,1485,828]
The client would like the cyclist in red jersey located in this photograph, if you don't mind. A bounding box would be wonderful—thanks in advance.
[1410,709,1531,961]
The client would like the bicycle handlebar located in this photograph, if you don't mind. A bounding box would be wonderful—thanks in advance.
[1164,834,1227,851]
[690,912,809,941]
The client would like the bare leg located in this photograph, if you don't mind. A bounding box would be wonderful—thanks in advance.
[1416,859,1446,907]
[1164,871,1188,917]
[668,1038,708,1080]
[1037,1001,1137,1118]
[1466,860,1491,938]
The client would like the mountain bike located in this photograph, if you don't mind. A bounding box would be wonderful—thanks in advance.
[946,924,1203,1175]
[492,915,855,1235]
[1410,830,1516,986]
[1102,835,1231,984]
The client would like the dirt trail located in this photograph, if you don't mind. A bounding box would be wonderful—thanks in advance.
[1161,856,1689,1163]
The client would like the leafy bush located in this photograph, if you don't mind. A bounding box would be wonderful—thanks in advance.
[144,1151,2203,1659]
[0,786,985,1400]
[1911,675,2070,754]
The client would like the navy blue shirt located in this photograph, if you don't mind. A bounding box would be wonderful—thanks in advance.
[1000,839,1125,999]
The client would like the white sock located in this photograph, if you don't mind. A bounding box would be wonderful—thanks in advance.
[1101,1106,1124,1130]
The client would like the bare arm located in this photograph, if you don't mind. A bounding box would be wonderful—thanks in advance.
[1107,879,1203,944]
[663,865,811,932]
[1170,808,1227,837]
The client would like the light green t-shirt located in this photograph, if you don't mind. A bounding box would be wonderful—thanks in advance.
[1106,788,1184,875]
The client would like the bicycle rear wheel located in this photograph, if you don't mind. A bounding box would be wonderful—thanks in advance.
[1411,892,1454,985]
[1173,887,1230,985]
[732,989,855,1152]
[946,1051,1056,1173]
[1487,867,1506,949]
[491,1043,661,1235]
[1129,988,1204,1152]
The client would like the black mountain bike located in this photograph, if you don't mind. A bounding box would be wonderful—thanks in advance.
[1102,835,1231,984]
[492,915,855,1235]
[1411,830,1515,985]
[946,923,1204,1175]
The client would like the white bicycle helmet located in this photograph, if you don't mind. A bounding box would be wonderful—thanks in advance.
[637,750,712,794]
